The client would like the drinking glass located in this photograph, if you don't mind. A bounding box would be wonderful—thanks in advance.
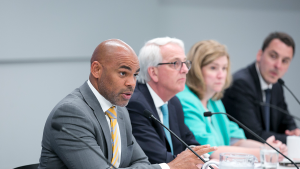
[202,153,255,169]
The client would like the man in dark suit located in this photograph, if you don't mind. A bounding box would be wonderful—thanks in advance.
[38,39,216,169]
[126,37,210,164]
[222,32,299,144]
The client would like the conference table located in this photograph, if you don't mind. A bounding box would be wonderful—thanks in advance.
[279,166,298,169]
[254,161,299,169]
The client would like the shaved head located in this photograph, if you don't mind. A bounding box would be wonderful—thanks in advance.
[91,39,135,65]
[89,39,139,106]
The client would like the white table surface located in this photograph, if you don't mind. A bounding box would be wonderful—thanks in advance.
[254,162,298,169]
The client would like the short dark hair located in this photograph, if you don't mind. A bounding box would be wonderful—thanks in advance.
[262,32,295,56]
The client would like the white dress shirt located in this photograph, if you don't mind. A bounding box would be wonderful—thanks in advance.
[146,83,168,123]
[146,83,172,169]
[146,83,209,167]
[255,63,273,101]
[87,80,121,168]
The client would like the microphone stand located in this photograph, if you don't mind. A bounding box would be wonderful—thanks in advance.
[144,110,214,169]
[256,101,300,122]
[278,79,300,105]
[204,112,299,169]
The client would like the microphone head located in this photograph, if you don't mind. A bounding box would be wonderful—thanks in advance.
[143,110,153,119]
[204,111,213,117]
[52,122,62,131]
[278,78,284,85]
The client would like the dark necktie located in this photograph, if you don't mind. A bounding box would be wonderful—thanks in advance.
[264,89,271,131]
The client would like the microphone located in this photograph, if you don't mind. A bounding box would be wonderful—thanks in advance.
[51,122,116,169]
[255,101,300,122]
[278,78,300,105]
[204,111,299,169]
[143,110,214,169]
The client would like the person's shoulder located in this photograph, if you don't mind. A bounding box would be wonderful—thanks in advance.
[233,67,250,81]
[233,63,257,84]
[130,83,146,100]
[176,85,201,109]
[54,88,83,108]
[127,83,151,113]
[169,95,181,106]
[50,88,91,119]
[176,85,197,100]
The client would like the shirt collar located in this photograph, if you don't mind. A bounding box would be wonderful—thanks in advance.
[87,80,114,113]
[255,63,272,90]
[146,83,168,108]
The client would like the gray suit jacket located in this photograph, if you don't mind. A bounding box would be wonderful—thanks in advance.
[38,81,161,169]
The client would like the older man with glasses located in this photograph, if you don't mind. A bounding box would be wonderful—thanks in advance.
[126,37,209,166]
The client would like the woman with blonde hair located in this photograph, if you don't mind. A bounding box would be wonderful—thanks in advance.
[176,40,287,160]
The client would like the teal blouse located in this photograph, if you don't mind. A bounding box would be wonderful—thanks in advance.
[177,85,246,151]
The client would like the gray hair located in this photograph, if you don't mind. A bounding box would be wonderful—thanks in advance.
[137,37,185,83]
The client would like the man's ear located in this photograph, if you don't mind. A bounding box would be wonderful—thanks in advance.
[256,50,262,63]
[148,67,159,82]
[91,61,102,79]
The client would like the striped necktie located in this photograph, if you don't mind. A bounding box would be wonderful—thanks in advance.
[105,106,119,166]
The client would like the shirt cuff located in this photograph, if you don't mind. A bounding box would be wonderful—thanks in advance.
[159,163,170,169]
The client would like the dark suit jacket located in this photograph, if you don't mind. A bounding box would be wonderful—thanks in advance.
[222,62,297,143]
[38,82,160,169]
[126,83,199,164]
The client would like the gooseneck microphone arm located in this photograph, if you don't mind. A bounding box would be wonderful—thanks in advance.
[256,101,300,122]
[204,112,299,169]
[278,78,300,105]
[143,110,214,169]
[239,89,300,123]
[52,122,116,169]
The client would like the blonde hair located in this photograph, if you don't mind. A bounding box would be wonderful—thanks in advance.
[186,40,232,100]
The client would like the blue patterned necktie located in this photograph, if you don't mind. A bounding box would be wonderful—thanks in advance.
[160,104,174,155]
[264,89,271,131]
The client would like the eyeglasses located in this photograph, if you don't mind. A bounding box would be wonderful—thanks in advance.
[157,60,192,71]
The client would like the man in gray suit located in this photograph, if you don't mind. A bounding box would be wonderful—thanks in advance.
[38,39,216,169]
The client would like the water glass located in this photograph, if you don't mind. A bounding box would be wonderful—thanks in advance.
[202,153,255,169]
[260,145,278,169]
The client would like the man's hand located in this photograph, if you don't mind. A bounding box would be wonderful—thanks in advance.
[285,128,300,136]
[266,136,288,162]
[167,145,217,169]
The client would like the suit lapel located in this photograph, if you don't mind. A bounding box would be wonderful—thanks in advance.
[249,63,267,129]
[168,103,179,135]
[138,83,160,120]
[168,102,179,153]
[117,107,127,167]
[79,81,113,162]
[137,83,168,144]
